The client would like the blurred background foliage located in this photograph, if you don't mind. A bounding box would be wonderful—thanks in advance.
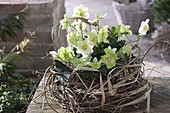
[0,7,37,113]
[151,0,170,24]
[0,7,30,41]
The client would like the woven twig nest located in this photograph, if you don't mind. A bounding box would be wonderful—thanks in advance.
[44,4,153,113]
[45,61,152,113]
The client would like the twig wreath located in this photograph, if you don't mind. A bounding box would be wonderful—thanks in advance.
[45,4,152,113]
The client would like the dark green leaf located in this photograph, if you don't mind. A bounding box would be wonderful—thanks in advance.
[99,65,108,76]
[1,52,19,63]
[54,60,71,72]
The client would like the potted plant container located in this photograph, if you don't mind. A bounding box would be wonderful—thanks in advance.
[45,4,152,113]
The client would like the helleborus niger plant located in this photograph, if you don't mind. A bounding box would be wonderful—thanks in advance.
[49,4,149,76]
[47,5,152,113]
[138,19,150,36]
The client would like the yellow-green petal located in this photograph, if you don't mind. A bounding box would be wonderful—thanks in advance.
[98,25,109,44]
[72,4,89,19]
[89,57,102,69]
[60,14,71,31]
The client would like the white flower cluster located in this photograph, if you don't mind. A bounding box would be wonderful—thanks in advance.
[50,4,150,70]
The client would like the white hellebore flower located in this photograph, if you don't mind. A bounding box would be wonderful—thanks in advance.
[108,46,117,52]
[87,29,98,44]
[98,25,109,44]
[77,39,94,57]
[138,19,150,36]
[72,4,90,19]
[49,51,58,59]
[59,14,71,31]
[67,32,82,47]
[0,63,5,71]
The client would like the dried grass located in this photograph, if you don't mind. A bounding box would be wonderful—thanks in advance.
[43,60,152,113]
